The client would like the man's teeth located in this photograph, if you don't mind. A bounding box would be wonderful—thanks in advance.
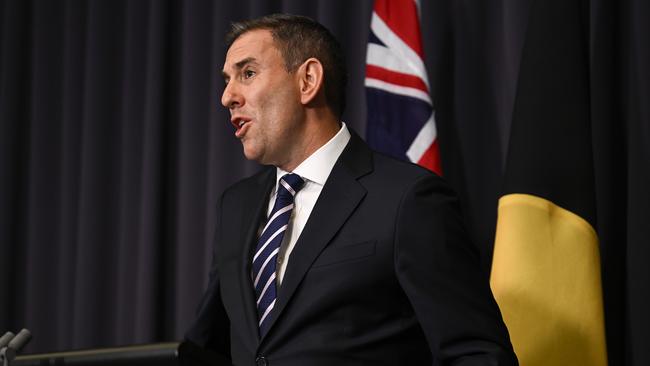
[238,120,245,127]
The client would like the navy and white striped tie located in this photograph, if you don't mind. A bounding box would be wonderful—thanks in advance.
[252,173,304,336]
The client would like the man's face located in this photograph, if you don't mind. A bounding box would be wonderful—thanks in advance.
[221,29,305,167]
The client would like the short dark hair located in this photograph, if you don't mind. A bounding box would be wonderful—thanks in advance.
[226,14,347,118]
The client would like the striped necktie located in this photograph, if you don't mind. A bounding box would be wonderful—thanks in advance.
[252,173,304,336]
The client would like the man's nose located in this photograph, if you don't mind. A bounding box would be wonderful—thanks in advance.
[221,82,244,109]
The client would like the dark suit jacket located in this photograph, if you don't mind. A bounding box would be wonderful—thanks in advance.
[186,133,517,366]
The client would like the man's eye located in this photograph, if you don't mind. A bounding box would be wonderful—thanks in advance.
[244,70,256,79]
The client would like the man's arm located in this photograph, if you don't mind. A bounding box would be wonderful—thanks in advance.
[394,174,518,365]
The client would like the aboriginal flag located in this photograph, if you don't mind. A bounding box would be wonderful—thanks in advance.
[489,0,608,365]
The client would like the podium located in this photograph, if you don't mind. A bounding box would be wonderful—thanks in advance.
[12,341,230,366]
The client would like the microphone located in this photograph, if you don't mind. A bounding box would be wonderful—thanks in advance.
[6,329,30,353]
[0,329,31,366]
[0,333,14,349]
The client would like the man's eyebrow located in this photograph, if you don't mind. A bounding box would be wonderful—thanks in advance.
[234,57,257,69]
[221,57,258,81]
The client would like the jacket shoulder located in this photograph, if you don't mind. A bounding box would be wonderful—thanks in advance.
[369,151,452,193]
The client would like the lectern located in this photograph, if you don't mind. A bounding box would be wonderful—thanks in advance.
[12,341,230,366]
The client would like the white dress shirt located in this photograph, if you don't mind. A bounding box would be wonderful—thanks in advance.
[265,122,351,285]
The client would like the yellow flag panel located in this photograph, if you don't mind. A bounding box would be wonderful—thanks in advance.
[491,194,607,366]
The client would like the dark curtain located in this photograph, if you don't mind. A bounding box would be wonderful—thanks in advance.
[0,0,647,365]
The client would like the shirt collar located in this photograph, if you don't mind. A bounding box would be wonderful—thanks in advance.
[276,122,351,186]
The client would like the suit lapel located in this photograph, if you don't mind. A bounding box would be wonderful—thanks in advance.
[236,168,275,344]
[260,133,373,342]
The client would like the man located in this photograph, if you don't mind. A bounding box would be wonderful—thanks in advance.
[186,14,517,365]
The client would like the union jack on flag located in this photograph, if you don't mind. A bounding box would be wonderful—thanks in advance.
[365,0,441,175]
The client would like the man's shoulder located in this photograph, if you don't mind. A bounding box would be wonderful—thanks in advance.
[368,150,446,188]
[341,131,445,187]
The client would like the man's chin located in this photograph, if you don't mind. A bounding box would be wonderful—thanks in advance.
[242,146,264,164]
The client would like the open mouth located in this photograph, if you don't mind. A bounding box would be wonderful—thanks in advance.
[231,117,252,138]
[231,117,251,130]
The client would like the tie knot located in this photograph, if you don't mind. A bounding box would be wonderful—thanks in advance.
[278,173,304,198]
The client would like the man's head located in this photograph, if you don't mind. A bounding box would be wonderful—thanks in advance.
[221,14,347,170]
[225,14,347,118]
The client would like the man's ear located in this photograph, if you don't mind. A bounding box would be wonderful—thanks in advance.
[297,58,324,106]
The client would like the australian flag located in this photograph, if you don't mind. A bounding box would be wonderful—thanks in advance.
[365,0,441,175]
